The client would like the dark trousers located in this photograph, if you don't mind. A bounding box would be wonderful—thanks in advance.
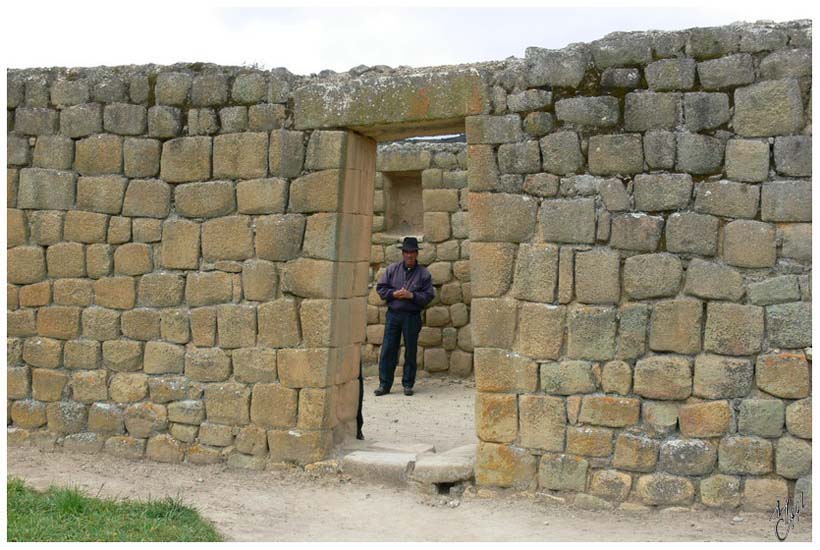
[378,309,422,390]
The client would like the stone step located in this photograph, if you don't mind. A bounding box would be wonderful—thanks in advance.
[341,450,417,485]
[410,453,474,485]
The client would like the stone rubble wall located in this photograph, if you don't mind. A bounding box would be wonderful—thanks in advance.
[468,20,812,511]
[7,64,375,468]
[364,141,474,378]
[6,19,813,511]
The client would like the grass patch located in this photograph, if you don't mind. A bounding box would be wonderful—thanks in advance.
[7,477,222,542]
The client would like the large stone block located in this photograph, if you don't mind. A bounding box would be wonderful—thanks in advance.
[538,454,588,491]
[18,168,76,210]
[743,478,788,512]
[623,253,682,300]
[645,58,696,90]
[103,103,146,135]
[538,198,595,244]
[255,214,305,261]
[468,193,537,243]
[511,243,558,303]
[257,299,301,347]
[160,137,211,183]
[648,299,702,355]
[46,401,88,433]
[748,276,800,307]
[77,175,126,215]
[574,249,619,304]
[497,141,541,175]
[624,92,680,131]
[665,212,719,256]
[566,426,612,457]
[33,135,74,170]
[679,400,732,437]
[526,44,590,88]
[725,139,770,182]
[540,131,584,175]
[587,134,643,175]
[566,305,616,361]
[147,106,181,138]
[683,92,730,131]
[233,347,277,384]
[555,96,619,127]
[15,107,58,135]
[174,181,235,219]
[204,383,250,425]
[756,352,810,399]
[634,355,692,400]
[633,173,692,211]
[237,178,287,215]
[60,103,103,138]
[476,392,518,443]
[609,214,663,252]
[697,53,754,90]
[137,273,184,307]
[779,223,811,262]
[694,180,759,219]
[269,129,305,178]
[217,304,256,349]
[514,303,565,360]
[699,474,741,508]
[676,132,724,175]
[473,348,537,393]
[723,220,776,268]
[160,219,199,270]
[643,129,676,169]
[635,473,694,506]
[773,135,811,177]
[765,302,811,349]
[250,383,297,428]
[463,242,515,297]
[718,436,772,475]
[704,303,764,356]
[519,394,565,451]
[8,246,47,285]
[201,216,254,261]
[470,298,518,349]
[541,360,596,395]
[738,399,784,438]
[295,69,487,137]
[761,180,811,222]
[465,115,522,145]
[693,354,753,399]
[733,79,804,137]
[579,396,640,428]
[213,133,268,179]
[786,398,811,439]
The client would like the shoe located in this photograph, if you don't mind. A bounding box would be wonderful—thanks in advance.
[374,386,389,396]
[356,430,364,440]
[403,387,414,396]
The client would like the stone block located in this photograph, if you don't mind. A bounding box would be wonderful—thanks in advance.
[538,198,595,244]
[574,249,620,304]
[103,103,146,135]
[469,242,515,297]
[147,106,181,138]
[201,216,253,261]
[555,96,619,127]
[122,138,160,178]
[723,220,776,268]
[733,79,804,137]
[465,115,522,144]
[743,478,788,512]
[236,178,287,215]
[748,276,800,306]
[216,304,256,349]
[174,181,235,219]
[77,175,126,215]
[566,305,616,361]
[32,135,73,170]
[204,382,250,425]
[518,394,565,451]
[624,92,680,131]
[19,281,50,308]
[635,473,695,506]
[15,107,58,135]
[93,276,134,310]
[676,132,724,175]
[88,403,124,434]
[155,72,191,105]
[526,44,590,88]
[146,434,184,464]
[51,79,90,106]
[137,273,184,307]
[473,348,537,393]
[725,139,770,182]
[70,369,108,403]
[589,469,632,502]
[738,399,784,438]
[600,67,641,89]
[213,133,268,179]
[718,436,772,475]
[255,214,305,261]
[9,246,47,284]
[597,178,629,212]
[704,303,764,356]
[46,401,87,433]
[643,130,676,170]
[645,58,696,90]
[60,103,103,138]
[249,383,297,428]
[113,243,152,276]
[773,135,811,177]
[634,355,692,400]
[32,368,68,401]
[538,454,588,491]
[104,435,146,459]
[679,400,732,438]
[508,89,552,112]
[23,336,62,368]
[588,134,643,176]
[158,219,199,270]
[699,474,741,508]
[694,180,759,219]
[11,400,47,428]
[289,170,343,213]
[80,306,120,341]
[37,306,81,340]
[779,223,811,262]
[63,210,107,243]
[665,212,719,256]
[124,402,168,437]
[610,214,663,252]
[75,134,123,176]
[510,243,558,303]
[756,352,810,399]
[540,131,584,175]
[269,130,305,178]
[613,433,659,472]
[633,173,692,211]
[697,54,755,90]
[109,372,148,403]
[786,398,811,439]
[191,74,229,106]
[18,168,76,211]
[257,299,301,347]
[693,354,753,400]
[579,396,640,428]
[647,298,702,355]
[476,392,518,443]
[160,137,211,183]
[232,347,277,384]
[683,92,730,131]
[497,141,541,174]
[623,253,682,300]
[52,278,92,306]
[761,180,811,222]
[468,192,537,243]
[122,178,171,218]
[566,426,612,457]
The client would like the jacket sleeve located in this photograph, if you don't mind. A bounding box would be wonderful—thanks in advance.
[411,270,435,308]
[376,266,396,302]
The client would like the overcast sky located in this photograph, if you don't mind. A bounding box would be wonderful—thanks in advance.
[4,2,814,74]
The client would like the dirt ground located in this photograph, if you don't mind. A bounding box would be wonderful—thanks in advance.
[7,377,813,542]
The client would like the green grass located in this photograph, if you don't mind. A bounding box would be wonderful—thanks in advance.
[7,477,222,542]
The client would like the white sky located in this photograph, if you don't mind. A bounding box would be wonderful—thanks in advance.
[3,1,814,75]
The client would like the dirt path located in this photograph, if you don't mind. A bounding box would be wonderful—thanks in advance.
[360,375,475,452]
[7,445,810,542]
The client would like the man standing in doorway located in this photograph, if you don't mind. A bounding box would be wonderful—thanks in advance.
[375,237,435,396]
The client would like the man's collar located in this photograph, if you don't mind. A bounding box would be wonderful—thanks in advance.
[402,261,417,270]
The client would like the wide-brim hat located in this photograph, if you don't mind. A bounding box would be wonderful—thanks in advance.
[396,236,422,251]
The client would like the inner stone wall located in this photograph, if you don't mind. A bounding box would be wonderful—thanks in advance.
[7,19,813,511]
[467,20,812,511]
[364,141,473,378]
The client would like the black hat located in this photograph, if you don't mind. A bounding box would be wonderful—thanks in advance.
[397,236,421,251]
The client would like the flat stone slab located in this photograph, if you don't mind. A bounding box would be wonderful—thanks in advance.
[370,442,436,454]
[441,444,476,457]
[410,453,475,484]
[342,451,417,485]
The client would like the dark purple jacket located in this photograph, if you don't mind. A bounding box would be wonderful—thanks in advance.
[377,261,435,313]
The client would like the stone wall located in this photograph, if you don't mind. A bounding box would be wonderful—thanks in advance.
[7,64,375,467]
[467,20,812,511]
[7,19,812,510]
[364,141,473,378]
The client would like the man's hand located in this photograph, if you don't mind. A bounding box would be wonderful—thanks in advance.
[393,289,414,300]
